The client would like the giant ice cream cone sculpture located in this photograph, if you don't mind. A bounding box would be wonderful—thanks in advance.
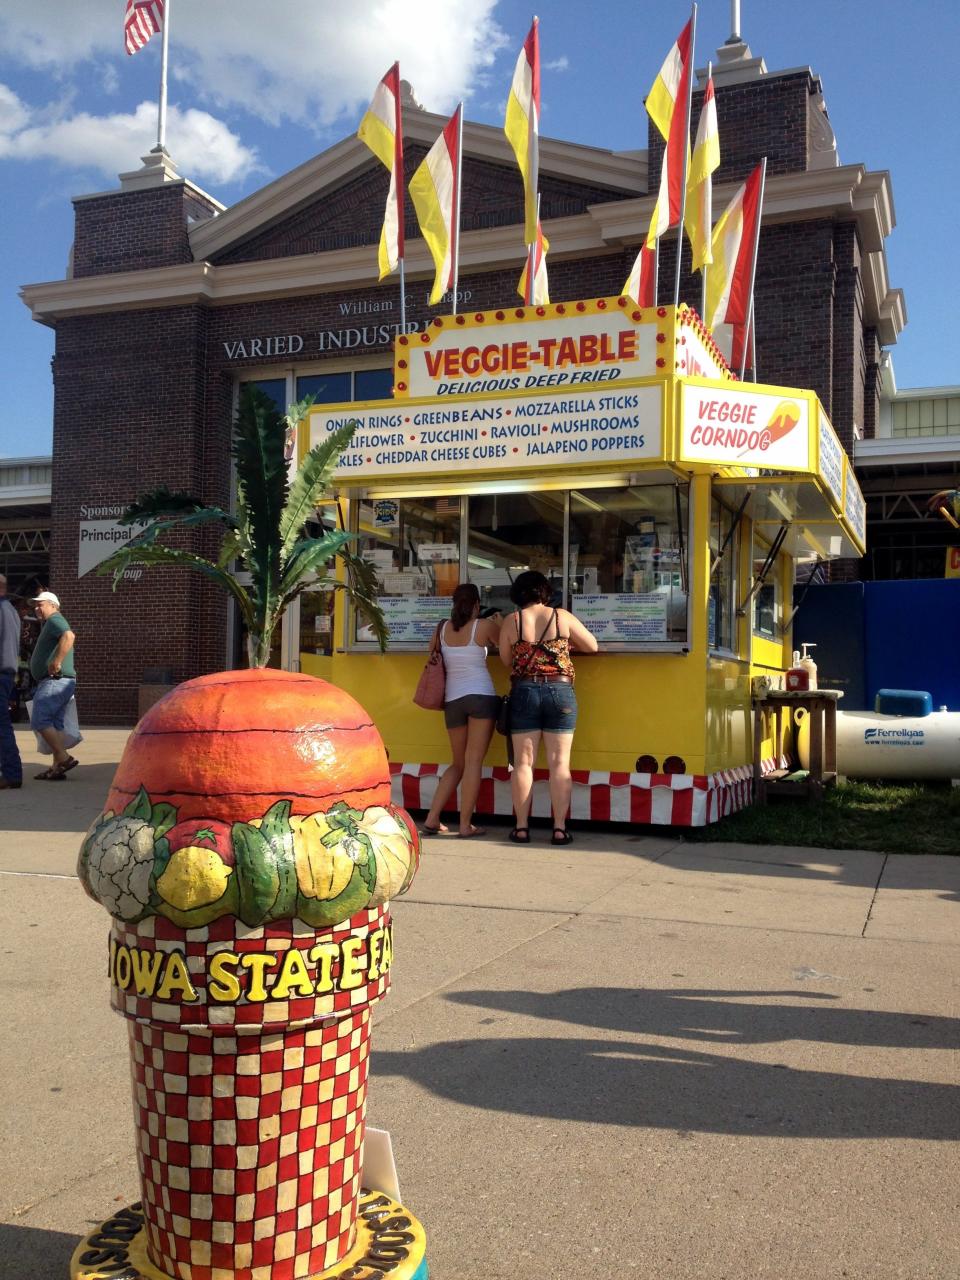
[77,669,422,1280]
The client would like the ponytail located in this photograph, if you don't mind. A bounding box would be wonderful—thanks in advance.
[449,583,480,631]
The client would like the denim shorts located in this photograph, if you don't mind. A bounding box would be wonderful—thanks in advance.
[509,680,578,734]
[30,676,77,731]
[444,693,502,729]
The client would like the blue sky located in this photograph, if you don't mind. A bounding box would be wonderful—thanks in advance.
[1,0,957,458]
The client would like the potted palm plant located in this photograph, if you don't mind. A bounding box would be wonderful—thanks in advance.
[101,384,386,662]
[75,387,425,1280]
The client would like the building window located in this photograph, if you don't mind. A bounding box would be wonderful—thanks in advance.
[891,395,960,438]
[752,535,780,640]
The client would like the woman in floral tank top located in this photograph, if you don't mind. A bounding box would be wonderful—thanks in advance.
[498,570,598,846]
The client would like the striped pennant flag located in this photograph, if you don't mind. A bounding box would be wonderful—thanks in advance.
[358,64,405,281]
[124,0,163,55]
[504,18,540,247]
[623,204,658,306]
[705,162,764,367]
[410,105,462,306]
[518,220,550,304]
[645,16,693,227]
[684,73,720,270]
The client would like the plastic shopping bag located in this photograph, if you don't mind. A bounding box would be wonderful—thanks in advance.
[27,695,83,753]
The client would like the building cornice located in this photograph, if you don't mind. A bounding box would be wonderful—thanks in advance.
[21,164,902,342]
[855,434,960,469]
[188,113,645,263]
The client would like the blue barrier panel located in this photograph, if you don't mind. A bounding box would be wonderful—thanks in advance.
[792,582,867,709]
[864,579,960,710]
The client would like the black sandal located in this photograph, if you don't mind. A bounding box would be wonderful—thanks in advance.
[551,828,573,845]
[509,827,530,843]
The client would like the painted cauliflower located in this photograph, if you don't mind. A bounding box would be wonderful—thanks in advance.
[79,815,156,921]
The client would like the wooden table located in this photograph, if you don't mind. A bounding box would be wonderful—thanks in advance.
[752,689,842,803]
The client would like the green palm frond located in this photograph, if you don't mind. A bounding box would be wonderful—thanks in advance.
[97,543,256,631]
[120,488,202,524]
[330,549,388,650]
[279,421,357,564]
[278,531,355,601]
[233,386,287,622]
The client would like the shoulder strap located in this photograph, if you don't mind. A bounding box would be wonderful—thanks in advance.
[469,617,480,642]
[431,622,443,655]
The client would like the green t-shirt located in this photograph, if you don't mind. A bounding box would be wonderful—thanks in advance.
[30,612,76,682]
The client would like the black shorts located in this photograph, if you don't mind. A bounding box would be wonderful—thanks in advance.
[444,693,502,729]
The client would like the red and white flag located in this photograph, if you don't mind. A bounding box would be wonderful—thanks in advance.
[645,16,693,229]
[518,219,549,304]
[410,105,462,306]
[124,0,164,55]
[358,63,405,280]
[705,162,764,368]
[623,203,659,306]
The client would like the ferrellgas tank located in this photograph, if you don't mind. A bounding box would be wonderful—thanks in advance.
[798,709,960,779]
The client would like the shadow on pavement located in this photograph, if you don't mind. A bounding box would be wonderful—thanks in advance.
[0,1220,81,1277]
[372,985,960,1139]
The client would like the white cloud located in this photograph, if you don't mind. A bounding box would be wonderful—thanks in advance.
[543,56,570,73]
[0,0,510,129]
[0,88,259,185]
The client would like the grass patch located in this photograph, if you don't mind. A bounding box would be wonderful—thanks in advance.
[684,779,960,855]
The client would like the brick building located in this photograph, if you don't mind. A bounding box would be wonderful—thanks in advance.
[20,36,905,722]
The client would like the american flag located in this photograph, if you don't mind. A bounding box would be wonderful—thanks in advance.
[124,0,164,55]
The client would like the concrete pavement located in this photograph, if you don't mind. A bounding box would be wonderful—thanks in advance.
[1,728,958,1279]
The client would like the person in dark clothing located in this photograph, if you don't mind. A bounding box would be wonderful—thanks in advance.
[0,574,23,789]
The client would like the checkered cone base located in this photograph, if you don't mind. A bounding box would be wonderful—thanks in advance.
[113,908,391,1280]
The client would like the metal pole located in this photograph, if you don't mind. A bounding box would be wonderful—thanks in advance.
[394,61,406,333]
[526,14,540,306]
[399,259,407,335]
[451,104,464,314]
[672,2,697,309]
[731,0,741,41]
[653,237,660,308]
[699,60,712,322]
[157,0,170,150]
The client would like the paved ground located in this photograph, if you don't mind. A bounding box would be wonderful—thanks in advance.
[1,728,958,1279]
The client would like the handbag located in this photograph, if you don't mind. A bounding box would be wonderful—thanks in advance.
[412,623,446,710]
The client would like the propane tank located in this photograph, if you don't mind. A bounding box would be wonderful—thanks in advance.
[799,643,818,690]
[798,709,960,779]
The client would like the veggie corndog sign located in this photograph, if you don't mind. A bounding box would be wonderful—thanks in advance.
[679,384,811,470]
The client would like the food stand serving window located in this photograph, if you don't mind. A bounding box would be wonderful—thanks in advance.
[752,534,780,641]
[569,482,688,646]
[354,495,461,644]
[466,490,566,615]
[351,482,690,650]
[709,496,741,653]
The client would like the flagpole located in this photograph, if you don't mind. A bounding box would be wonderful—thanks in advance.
[526,14,540,306]
[653,238,660,308]
[394,62,406,335]
[157,0,171,150]
[700,59,712,322]
[451,104,464,316]
[738,156,767,381]
[672,2,697,309]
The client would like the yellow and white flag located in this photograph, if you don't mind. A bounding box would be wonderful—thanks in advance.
[358,63,404,280]
[504,18,540,246]
[684,74,720,271]
[410,106,462,306]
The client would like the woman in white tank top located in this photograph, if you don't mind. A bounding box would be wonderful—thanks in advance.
[422,584,502,838]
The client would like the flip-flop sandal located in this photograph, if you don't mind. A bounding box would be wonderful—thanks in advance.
[458,827,487,839]
[509,828,530,843]
[551,828,574,845]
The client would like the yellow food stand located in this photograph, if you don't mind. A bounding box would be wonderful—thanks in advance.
[298,298,865,826]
